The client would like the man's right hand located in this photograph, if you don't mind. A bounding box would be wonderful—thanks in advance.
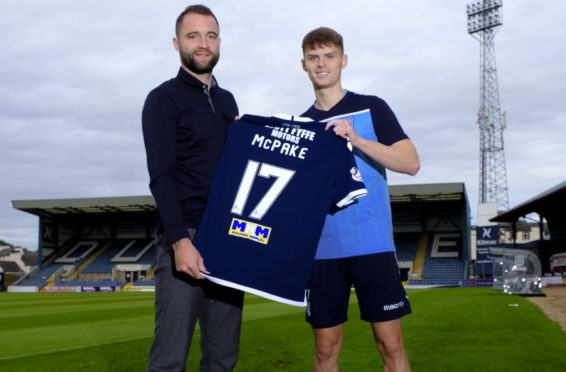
[171,238,208,279]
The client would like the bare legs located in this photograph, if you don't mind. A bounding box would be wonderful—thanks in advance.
[312,319,410,372]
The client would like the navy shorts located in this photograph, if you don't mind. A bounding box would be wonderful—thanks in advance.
[306,251,411,328]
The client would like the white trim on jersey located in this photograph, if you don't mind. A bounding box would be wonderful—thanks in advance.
[272,113,314,122]
[336,188,368,208]
[320,108,371,123]
[202,273,307,307]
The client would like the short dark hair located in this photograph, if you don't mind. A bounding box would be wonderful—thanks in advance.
[175,4,219,36]
[302,27,344,53]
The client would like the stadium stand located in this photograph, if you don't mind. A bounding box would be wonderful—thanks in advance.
[18,263,65,287]
[10,184,473,291]
[491,181,566,274]
[394,233,420,262]
[55,241,98,263]
[55,279,126,288]
[418,232,465,286]
[390,184,470,287]
[134,279,156,286]
[111,239,153,262]
[81,239,146,274]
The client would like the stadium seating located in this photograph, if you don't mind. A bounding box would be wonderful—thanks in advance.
[81,238,154,273]
[81,240,130,274]
[394,233,420,262]
[17,232,466,289]
[408,232,465,286]
[18,263,65,287]
[134,279,156,286]
[55,279,126,288]
[55,241,99,263]
[15,238,155,290]
[111,239,154,262]
[136,247,155,265]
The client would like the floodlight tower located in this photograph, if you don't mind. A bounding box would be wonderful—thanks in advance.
[467,0,509,212]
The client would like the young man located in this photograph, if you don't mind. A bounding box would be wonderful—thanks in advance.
[142,5,243,371]
[300,27,420,372]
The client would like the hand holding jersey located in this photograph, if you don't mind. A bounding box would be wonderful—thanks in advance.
[172,238,207,279]
[325,118,359,142]
[326,118,419,176]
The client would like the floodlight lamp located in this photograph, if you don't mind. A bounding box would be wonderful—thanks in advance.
[467,0,503,34]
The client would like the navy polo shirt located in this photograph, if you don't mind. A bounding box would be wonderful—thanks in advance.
[142,67,238,245]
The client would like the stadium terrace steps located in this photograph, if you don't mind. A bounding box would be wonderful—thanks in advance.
[18,263,66,287]
[111,239,151,260]
[408,232,465,287]
[394,233,420,262]
[410,234,429,279]
[76,241,112,273]
[16,232,465,289]
[82,239,153,274]
[15,238,155,289]
[55,279,126,288]
[81,240,127,274]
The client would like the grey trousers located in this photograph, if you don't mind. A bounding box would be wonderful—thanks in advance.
[147,230,244,372]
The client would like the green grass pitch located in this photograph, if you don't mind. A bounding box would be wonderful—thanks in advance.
[1,288,565,371]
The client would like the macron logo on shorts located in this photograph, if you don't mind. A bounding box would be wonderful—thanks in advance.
[383,300,405,311]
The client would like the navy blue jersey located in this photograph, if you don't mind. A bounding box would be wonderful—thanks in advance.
[193,114,367,306]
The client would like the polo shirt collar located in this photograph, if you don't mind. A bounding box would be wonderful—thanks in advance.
[177,67,218,89]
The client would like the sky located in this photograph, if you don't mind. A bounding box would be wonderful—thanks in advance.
[1,0,564,250]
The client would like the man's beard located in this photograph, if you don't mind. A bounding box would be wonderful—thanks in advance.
[180,49,220,74]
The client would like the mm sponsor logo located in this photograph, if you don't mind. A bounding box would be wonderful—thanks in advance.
[229,218,272,245]
[383,301,405,311]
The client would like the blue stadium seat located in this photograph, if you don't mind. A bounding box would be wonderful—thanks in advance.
[409,232,465,287]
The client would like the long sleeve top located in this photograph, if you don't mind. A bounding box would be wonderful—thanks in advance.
[142,67,238,245]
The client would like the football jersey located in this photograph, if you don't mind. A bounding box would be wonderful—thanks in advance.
[193,114,367,306]
[302,91,409,259]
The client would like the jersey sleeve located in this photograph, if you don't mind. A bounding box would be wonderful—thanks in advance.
[332,144,368,211]
[370,97,409,146]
